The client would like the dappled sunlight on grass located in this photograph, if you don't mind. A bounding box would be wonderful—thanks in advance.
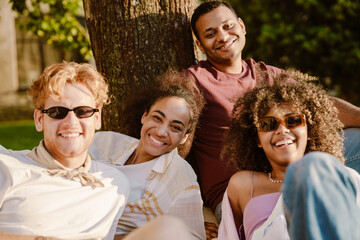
[0,120,43,150]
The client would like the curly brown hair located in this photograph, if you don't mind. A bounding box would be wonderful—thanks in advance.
[222,69,345,172]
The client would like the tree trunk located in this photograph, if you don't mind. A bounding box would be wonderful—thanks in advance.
[83,0,199,137]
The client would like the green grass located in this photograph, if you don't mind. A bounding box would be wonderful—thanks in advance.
[0,120,43,150]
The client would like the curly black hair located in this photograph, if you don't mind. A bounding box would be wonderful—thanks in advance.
[120,68,205,140]
[222,69,345,172]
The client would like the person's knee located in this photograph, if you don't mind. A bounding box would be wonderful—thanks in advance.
[125,215,192,240]
[154,215,188,230]
[153,215,192,239]
[286,151,356,197]
[285,152,342,193]
[306,152,344,174]
[343,128,360,148]
[343,128,360,173]
[291,152,339,175]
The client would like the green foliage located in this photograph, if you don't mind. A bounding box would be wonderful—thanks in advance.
[0,120,43,150]
[229,0,360,105]
[10,0,92,61]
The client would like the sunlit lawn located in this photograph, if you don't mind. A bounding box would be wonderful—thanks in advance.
[0,120,43,150]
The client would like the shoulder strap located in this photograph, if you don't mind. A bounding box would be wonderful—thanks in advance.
[250,171,254,199]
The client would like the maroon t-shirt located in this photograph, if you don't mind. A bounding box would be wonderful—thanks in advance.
[184,59,283,211]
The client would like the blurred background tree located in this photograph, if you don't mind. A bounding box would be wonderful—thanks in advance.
[82,0,198,139]
[6,0,198,155]
[8,0,360,106]
[9,0,92,62]
[2,0,92,150]
[228,0,360,105]
[3,0,359,150]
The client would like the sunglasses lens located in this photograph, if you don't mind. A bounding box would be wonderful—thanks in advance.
[74,107,96,118]
[259,118,279,131]
[43,106,97,119]
[47,107,69,119]
[285,115,304,128]
[258,114,305,131]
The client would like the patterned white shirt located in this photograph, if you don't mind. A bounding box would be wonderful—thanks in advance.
[89,131,206,240]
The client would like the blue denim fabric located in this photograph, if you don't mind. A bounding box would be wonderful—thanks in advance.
[283,152,360,240]
[343,128,360,173]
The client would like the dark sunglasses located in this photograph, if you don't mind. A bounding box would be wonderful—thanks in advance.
[257,114,306,132]
[41,106,99,119]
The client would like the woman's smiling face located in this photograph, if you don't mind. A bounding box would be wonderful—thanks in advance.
[137,96,190,161]
[257,105,308,168]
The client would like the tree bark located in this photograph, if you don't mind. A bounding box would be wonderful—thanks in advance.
[83,0,199,137]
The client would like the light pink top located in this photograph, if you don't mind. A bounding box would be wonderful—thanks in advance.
[243,192,281,239]
[242,171,281,239]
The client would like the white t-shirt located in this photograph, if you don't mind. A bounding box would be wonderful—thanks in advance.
[0,148,130,240]
[117,160,156,202]
[89,131,206,239]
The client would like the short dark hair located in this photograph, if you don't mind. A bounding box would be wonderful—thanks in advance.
[191,0,237,40]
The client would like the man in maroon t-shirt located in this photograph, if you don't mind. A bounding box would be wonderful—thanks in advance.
[183,1,282,223]
[184,0,360,228]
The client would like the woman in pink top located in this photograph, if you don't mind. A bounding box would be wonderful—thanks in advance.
[218,70,347,239]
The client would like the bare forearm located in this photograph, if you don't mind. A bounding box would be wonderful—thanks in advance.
[0,232,65,240]
[0,232,55,240]
[114,234,128,240]
[0,232,30,240]
[332,97,360,128]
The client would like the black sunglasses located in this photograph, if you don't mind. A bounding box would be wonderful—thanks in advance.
[257,114,306,132]
[41,106,99,119]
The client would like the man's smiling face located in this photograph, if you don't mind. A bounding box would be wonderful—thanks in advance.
[195,6,246,66]
[34,83,101,167]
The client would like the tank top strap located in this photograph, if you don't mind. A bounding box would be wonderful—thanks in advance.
[250,171,254,199]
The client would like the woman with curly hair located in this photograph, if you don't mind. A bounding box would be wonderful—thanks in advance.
[218,70,360,240]
[88,70,206,240]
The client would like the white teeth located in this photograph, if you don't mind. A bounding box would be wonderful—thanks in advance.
[150,135,165,145]
[222,42,232,49]
[221,38,236,50]
[61,133,80,138]
[275,139,294,147]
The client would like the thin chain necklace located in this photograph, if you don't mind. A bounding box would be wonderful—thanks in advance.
[268,172,283,183]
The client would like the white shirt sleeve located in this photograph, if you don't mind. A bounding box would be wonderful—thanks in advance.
[0,155,13,208]
[103,208,123,240]
[166,188,206,240]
